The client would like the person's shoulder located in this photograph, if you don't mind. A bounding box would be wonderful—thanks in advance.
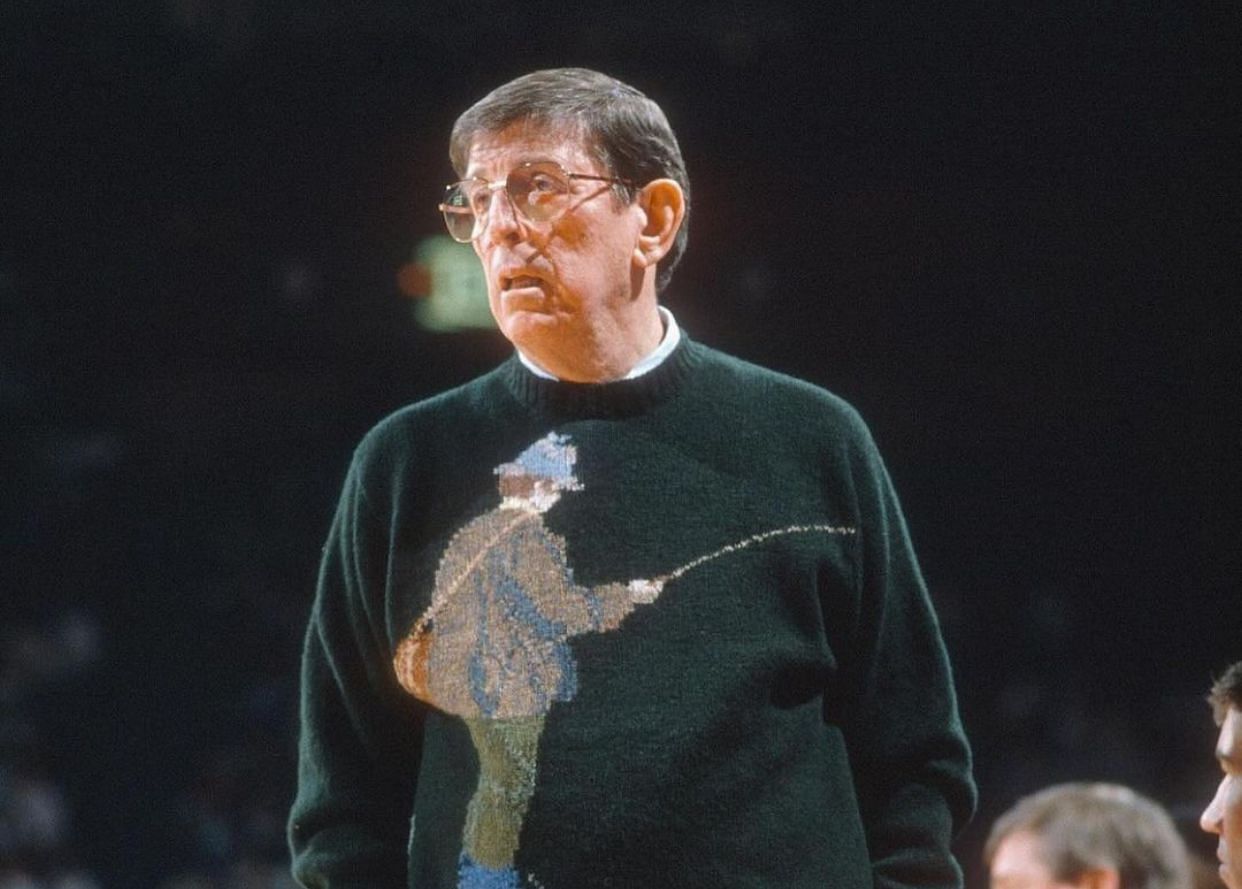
[350,363,512,475]
[689,340,870,439]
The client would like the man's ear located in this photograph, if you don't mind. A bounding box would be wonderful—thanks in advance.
[633,178,685,268]
[1073,867,1121,889]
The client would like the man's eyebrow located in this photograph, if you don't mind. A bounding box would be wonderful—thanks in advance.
[465,156,559,178]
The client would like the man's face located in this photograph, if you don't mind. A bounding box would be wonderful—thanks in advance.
[462,123,647,380]
[1203,706,1242,889]
[989,832,1081,889]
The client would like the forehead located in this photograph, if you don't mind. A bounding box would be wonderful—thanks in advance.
[464,121,600,178]
[1221,707,1242,757]
[991,832,1051,878]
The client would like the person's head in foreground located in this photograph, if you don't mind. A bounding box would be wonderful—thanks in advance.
[1202,661,1242,889]
[986,782,1191,889]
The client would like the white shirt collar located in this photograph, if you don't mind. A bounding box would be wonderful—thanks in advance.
[517,306,681,381]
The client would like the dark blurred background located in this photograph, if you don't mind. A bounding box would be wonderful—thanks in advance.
[2,2,1239,887]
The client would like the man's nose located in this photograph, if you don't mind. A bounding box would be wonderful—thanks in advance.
[482,185,525,243]
[1201,780,1225,834]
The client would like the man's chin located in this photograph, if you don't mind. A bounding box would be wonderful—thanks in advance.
[1225,864,1239,889]
[502,310,563,344]
[497,285,552,318]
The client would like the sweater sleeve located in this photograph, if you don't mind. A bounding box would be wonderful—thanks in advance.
[837,417,977,889]
[288,455,423,889]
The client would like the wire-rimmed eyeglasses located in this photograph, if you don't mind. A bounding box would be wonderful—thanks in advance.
[439,160,634,243]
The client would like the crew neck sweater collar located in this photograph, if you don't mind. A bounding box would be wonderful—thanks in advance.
[516,307,681,382]
[501,333,700,419]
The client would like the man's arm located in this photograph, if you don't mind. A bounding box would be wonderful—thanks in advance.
[837,415,977,889]
[288,458,422,888]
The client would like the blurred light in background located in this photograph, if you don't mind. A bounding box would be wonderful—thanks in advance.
[398,236,494,332]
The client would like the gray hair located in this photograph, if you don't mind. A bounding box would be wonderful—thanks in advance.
[449,68,690,295]
[984,783,1190,889]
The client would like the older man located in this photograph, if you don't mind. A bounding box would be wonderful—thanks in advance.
[1203,662,1242,889]
[986,783,1190,889]
[288,67,975,889]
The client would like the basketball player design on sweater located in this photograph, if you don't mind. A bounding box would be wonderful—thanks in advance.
[392,432,665,889]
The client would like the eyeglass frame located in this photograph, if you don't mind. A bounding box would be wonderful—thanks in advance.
[438,160,637,243]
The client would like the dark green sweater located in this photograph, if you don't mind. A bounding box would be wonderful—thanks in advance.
[289,336,975,889]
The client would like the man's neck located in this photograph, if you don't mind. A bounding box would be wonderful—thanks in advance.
[518,307,679,383]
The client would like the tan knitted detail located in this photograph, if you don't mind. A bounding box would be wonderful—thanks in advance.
[662,523,857,582]
[462,715,545,869]
[393,510,541,701]
[395,505,642,719]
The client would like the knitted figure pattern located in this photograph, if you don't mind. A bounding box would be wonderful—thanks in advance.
[393,432,661,886]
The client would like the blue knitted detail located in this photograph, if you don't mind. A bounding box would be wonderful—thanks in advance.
[466,550,579,717]
[458,852,521,889]
[495,431,580,489]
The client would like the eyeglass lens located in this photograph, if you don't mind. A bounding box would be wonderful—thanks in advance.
[441,162,571,242]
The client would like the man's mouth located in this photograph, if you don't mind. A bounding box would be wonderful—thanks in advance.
[502,274,544,292]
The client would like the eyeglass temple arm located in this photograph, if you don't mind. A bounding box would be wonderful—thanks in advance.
[567,173,634,186]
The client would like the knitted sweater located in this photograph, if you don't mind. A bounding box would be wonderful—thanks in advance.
[289,335,975,889]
